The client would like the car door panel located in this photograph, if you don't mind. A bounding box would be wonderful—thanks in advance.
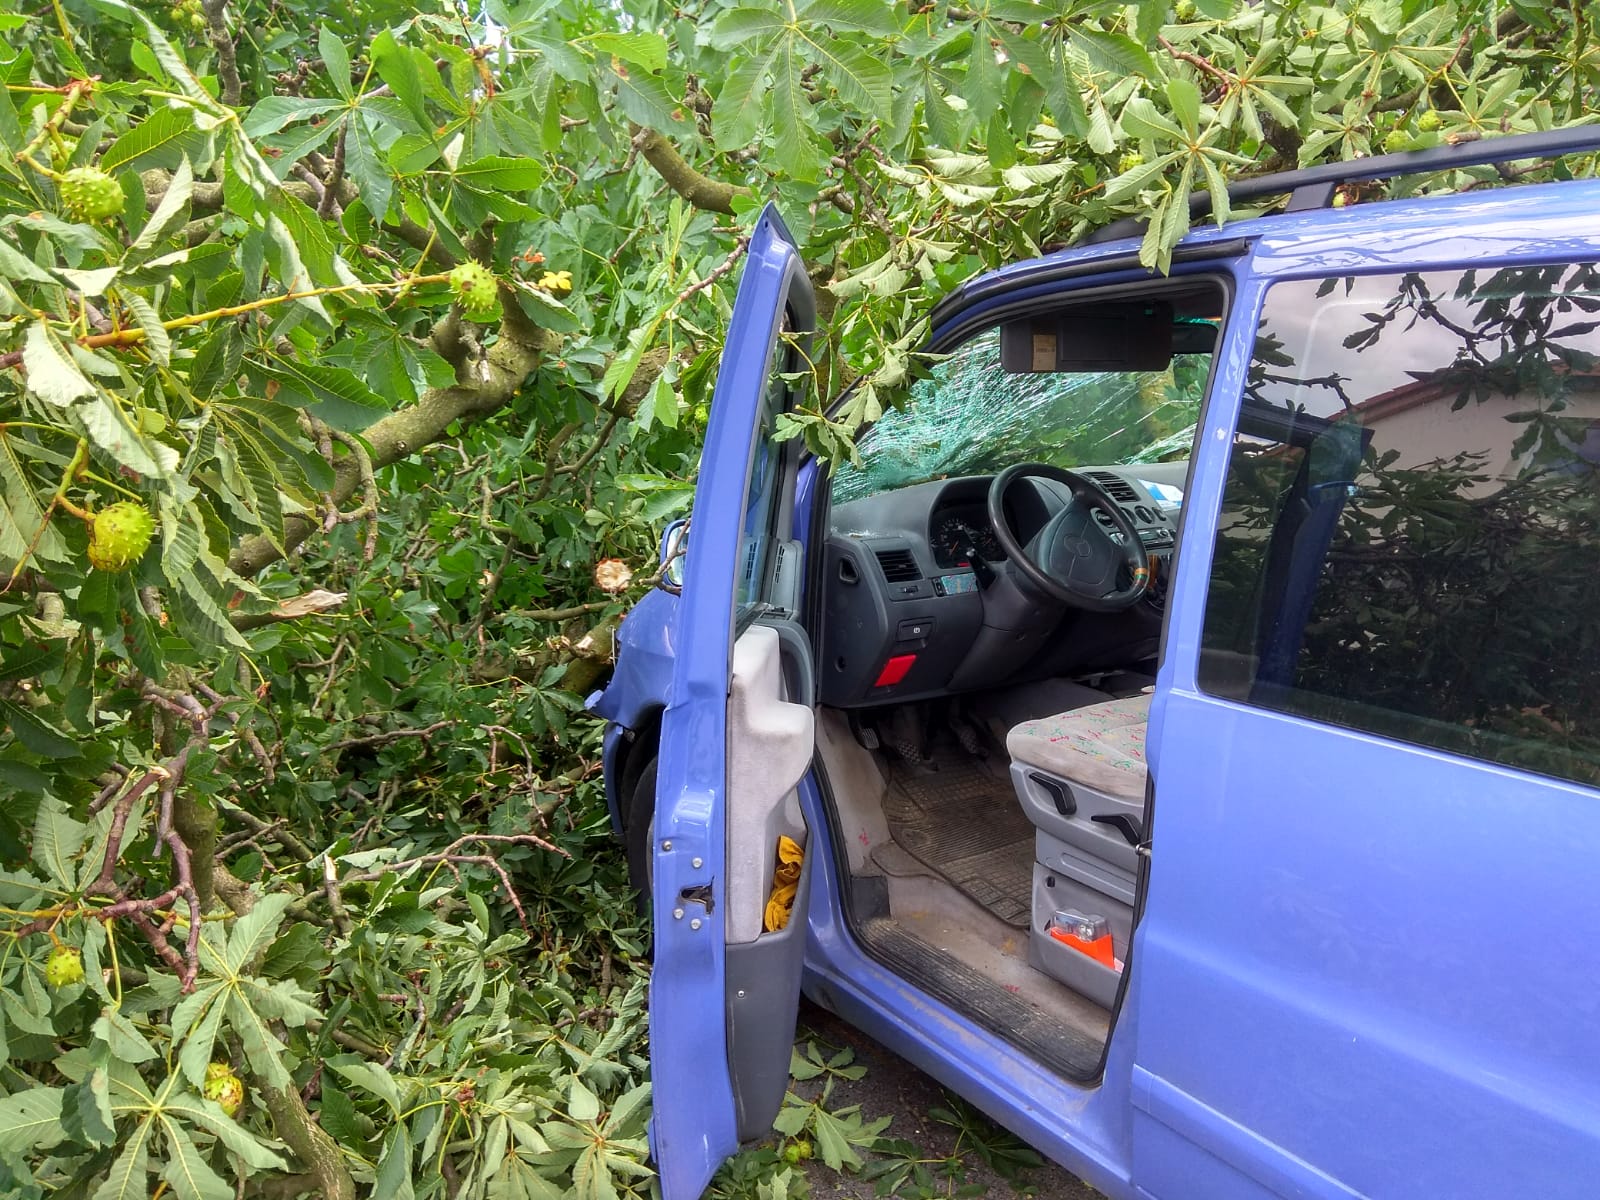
[1133,251,1600,1199]
[649,204,816,1200]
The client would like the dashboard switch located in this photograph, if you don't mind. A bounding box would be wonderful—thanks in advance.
[873,654,917,688]
[896,618,933,641]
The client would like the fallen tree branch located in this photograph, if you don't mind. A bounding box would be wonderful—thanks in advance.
[227,306,557,578]
[632,125,748,214]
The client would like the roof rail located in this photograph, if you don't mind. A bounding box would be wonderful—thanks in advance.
[1085,123,1600,244]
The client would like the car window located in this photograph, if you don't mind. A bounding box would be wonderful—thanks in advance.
[832,327,1212,503]
[1200,264,1600,787]
[734,315,794,620]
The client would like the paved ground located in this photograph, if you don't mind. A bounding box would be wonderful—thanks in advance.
[797,1002,1101,1199]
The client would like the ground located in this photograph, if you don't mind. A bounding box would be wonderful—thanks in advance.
[722,1001,1102,1199]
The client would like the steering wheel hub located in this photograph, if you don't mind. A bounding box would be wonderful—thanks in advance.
[988,463,1151,612]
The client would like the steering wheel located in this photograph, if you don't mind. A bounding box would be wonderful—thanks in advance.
[987,463,1151,612]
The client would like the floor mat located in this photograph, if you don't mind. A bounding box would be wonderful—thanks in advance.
[883,755,1034,927]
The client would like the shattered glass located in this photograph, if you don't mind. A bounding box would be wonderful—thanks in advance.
[834,328,1209,503]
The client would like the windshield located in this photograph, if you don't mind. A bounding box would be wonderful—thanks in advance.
[833,328,1211,503]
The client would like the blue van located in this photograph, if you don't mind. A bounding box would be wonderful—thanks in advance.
[588,128,1600,1200]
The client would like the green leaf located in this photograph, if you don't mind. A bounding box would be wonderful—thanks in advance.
[1199,152,1232,228]
[160,1117,232,1200]
[587,31,669,73]
[712,48,775,148]
[241,96,346,138]
[705,6,787,51]
[127,156,192,262]
[93,1008,162,1064]
[120,293,172,366]
[0,641,65,682]
[1166,76,1202,138]
[76,393,175,480]
[0,1087,65,1154]
[612,67,688,131]
[770,43,817,179]
[451,155,547,191]
[0,433,65,566]
[329,1057,403,1112]
[262,211,331,322]
[371,30,432,130]
[799,0,898,35]
[166,1091,286,1171]
[317,1083,365,1147]
[175,989,227,1086]
[91,1119,151,1200]
[375,1126,417,1200]
[632,372,679,432]
[100,106,209,173]
[0,239,62,285]
[805,34,892,118]
[226,892,293,972]
[343,116,393,220]
[21,323,94,406]
[4,701,79,760]
[63,1070,117,1148]
[1120,96,1187,143]
[257,355,388,432]
[319,25,353,100]
[1102,152,1179,204]
[1069,26,1159,80]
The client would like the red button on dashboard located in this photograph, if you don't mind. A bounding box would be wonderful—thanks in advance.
[873,654,916,688]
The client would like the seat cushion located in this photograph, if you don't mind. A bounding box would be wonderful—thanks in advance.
[1005,694,1150,799]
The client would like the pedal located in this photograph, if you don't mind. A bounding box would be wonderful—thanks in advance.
[847,712,881,751]
[952,714,986,758]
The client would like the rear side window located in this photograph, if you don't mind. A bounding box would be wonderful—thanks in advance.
[1200,264,1600,787]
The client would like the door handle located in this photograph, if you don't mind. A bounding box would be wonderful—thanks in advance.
[1091,812,1144,845]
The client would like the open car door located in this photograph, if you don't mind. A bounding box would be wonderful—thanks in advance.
[650,206,817,1200]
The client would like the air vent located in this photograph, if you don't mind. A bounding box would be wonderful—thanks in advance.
[1086,471,1139,504]
[874,548,921,582]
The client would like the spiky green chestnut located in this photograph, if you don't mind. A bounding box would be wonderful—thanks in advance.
[87,501,156,573]
[449,261,500,322]
[1417,109,1443,132]
[45,945,84,989]
[203,1062,245,1117]
[58,167,124,222]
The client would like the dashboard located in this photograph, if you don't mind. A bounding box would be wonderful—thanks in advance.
[930,504,1006,569]
[819,465,1187,708]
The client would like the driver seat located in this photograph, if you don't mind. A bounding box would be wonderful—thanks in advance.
[1006,693,1150,802]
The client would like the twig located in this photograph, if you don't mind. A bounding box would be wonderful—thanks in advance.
[318,126,347,219]
[510,599,614,622]
[324,719,454,753]
[322,856,353,937]
[1157,34,1236,89]
[342,833,568,930]
[674,236,751,306]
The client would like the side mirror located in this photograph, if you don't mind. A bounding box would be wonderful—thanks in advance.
[659,519,688,595]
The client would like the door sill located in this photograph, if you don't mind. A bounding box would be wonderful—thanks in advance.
[852,916,1107,1082]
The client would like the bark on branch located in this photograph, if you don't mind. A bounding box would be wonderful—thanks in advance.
[227,308,556,579]
[631,126,748,214]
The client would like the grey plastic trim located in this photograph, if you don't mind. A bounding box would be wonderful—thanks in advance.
[725,852,813,1142]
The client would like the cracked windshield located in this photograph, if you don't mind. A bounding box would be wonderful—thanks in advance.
[832,327,1212,503]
